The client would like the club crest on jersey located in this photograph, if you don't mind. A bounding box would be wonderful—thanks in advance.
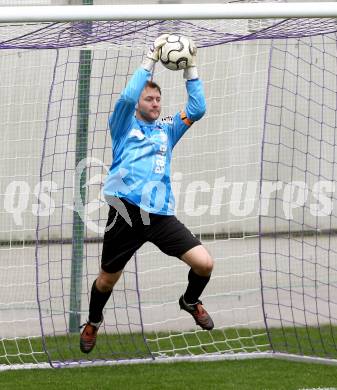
[129,128,145,140]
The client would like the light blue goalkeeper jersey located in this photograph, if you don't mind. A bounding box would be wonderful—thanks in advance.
[103,67,206,215]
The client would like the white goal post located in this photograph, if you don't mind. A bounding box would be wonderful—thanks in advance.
[1,1,337,370]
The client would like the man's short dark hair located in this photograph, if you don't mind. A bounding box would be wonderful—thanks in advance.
[145,80,161,95]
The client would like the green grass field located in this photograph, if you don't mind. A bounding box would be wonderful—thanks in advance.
[2,327,337,389]
[1,359,337,390]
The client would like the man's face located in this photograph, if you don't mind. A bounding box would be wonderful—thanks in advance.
[136,86,161,122]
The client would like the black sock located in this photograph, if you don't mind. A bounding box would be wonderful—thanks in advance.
[88,279,112,323]
[183,269,211,304]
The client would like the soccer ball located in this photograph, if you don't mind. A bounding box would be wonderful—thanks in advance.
[159,35,194,71]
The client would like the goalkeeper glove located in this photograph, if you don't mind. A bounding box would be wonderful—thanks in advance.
[142,33,170,71]
[183,38,198,80]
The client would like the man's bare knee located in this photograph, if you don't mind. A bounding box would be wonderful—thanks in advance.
[96,269,122,292]
[195,254,213,276]
[181,246,214,277]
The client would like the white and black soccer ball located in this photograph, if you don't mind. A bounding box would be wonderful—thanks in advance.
[159,35,195,71]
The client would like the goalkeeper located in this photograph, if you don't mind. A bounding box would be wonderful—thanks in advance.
[80,34,214,354]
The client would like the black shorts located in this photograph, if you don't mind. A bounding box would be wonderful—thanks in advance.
[101,198,201,273]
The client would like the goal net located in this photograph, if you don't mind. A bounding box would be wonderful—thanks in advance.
[1,3,337,369]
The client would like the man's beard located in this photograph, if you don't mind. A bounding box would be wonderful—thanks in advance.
[138,109,160,122]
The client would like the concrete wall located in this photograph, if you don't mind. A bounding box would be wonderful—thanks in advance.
[2,0,335,243]
[0,41,271,242]
[1,0,337,357]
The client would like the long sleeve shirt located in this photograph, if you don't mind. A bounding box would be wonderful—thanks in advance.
[103,67,206,215]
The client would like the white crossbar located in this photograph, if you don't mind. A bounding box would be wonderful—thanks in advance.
[0,2,337,23]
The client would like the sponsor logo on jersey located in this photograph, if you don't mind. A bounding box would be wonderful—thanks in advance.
[151,126,168,143]
[160,115,173,124]
[157,132,168,142]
